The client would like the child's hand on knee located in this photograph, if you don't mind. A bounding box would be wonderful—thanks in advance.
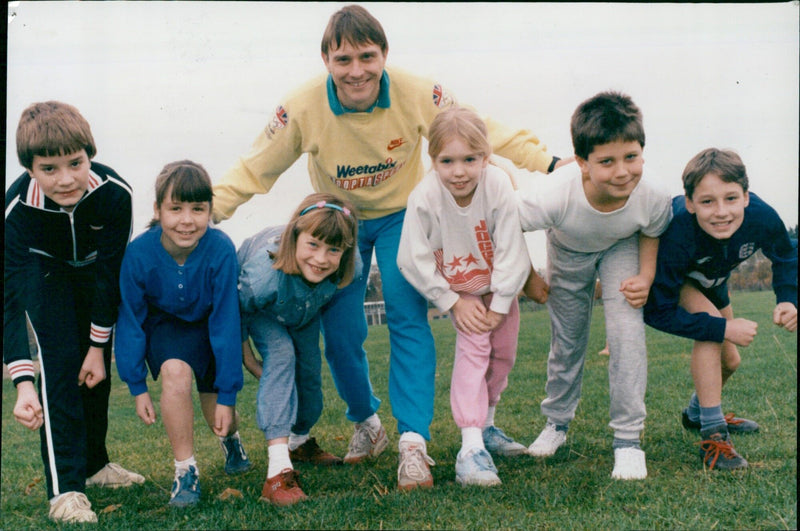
[619,274,652,309]
[773,302,797,332]
[452,295,491,334]
[522,267,549,304]
[213,404,234,437]
[724,317,758,346]
[135,392,157,425]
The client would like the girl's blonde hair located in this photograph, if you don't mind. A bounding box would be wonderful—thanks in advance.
[148,160,213,228]
[273,193,359,288]
[427,107,492,160]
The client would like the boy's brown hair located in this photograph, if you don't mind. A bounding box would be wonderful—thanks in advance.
[571,91,645,160]
[427,107,492,161]
[148,160,214,228]
[321,4,388,56]
[273,192,359,288]
[682,148,749,199]
[16,101,97,170]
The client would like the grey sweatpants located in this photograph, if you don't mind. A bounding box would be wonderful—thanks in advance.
[541,233,647,441]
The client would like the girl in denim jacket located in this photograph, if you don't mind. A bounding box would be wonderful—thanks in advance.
[238,193,358,505]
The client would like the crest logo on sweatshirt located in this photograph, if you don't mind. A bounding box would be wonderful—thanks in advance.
[266,105,289,139]
[738,242,755,260]
[432,84,455,109]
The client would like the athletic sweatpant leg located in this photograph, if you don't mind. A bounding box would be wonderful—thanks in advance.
[29,265,87,498]
[540,238,598,426]
[598,235,647,440]
[486,297,521,407]
[321,235,381,423]
[371,211,437,439]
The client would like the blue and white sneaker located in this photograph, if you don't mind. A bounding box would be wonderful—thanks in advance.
[169,466,200,507]
[455,447,501,486]
[482,426,528,456]
[220,433,253,475]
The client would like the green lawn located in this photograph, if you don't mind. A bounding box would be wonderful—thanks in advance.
[2,291,796,530]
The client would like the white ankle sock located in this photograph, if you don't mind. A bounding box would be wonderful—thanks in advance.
[360,413,381,430]
[288,432,309,451]
[484,406,496,429]
[268,443,292,478]
[461,427,485,453]
[399,431,425,450]
[174,455,198,479]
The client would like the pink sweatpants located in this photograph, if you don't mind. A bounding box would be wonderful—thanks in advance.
[450,294,520,428]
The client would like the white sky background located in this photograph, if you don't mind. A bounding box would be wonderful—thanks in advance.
[6,2,799,268]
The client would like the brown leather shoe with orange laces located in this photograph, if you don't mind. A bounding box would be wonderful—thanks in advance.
[697,429,748,471]
[260,469,308,506]
[289,437,343,466]
[682,409,760,434]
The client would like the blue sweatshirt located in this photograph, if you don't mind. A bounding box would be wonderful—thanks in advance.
[115,226,243,406]
[644,193,797,343]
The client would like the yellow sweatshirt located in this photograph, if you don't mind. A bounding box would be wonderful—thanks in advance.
[213,67,554,221]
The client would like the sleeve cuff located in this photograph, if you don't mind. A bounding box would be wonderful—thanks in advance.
[488,294,514,314]
[216,391,237,407]
[7,359,36,387]
[90,323,113,344]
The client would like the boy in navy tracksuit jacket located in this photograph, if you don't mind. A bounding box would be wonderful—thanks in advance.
[644,148,797,471]
[4,101,143,523]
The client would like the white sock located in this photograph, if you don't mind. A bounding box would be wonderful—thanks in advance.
[399,431,425,451]
[267,443,293,478]
[174,455,198,479]
[219,430,241,444]
[461,427,485,453]
[484,406,496,429]
[288,432,309,451]
[359,413,381,430]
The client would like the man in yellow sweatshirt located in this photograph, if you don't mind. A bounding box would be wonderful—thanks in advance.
[213,4,569,491]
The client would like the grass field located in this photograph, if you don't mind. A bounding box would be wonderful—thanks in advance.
[1,290,796,530]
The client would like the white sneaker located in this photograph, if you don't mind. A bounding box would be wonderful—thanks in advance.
[528,423,567,457]
[86,462,145,488]
[611,447,647,480]
[455,447,501,487]
[482,426,528,456]
[344,423,389,464]
[49,491,98,523]
[397,441,435,490]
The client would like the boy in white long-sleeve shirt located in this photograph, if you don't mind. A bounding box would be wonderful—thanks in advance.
[518,91,672,479]
[398,108,531,486]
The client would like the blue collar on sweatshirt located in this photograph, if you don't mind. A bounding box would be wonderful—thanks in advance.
[327,71,391,115]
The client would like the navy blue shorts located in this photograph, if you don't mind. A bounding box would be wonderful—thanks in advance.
[687,278,731,310]
[144,306,217,394]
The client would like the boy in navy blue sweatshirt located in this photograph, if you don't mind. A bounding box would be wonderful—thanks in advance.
[4,101,144,523]
[644,148,797,471]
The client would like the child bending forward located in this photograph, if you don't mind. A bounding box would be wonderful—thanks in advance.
[238,193,358,505]
[398,107,531,486]
[115,161,252,508]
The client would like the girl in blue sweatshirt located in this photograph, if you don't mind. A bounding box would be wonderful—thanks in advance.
[115,160,252,508]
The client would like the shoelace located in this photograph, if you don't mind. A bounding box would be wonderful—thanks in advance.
[400,446,436,479]
[697,438,738,470]
[724,413,745,426]
[350,425,377,452]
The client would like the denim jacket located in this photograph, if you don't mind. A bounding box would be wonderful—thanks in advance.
[237,226,339,332]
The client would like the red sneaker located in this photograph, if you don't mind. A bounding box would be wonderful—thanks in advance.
[260,469,308,506]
